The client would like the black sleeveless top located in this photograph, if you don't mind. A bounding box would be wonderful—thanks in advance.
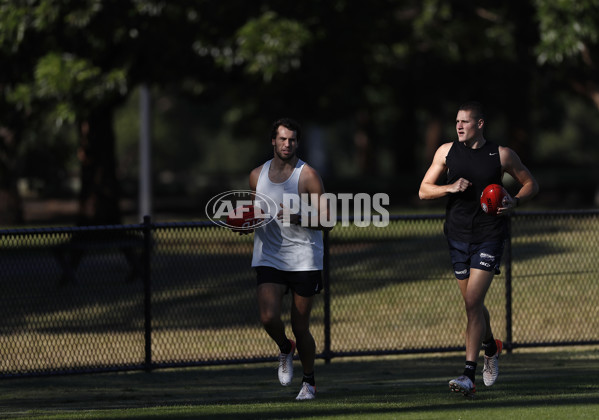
[444,140,507,243]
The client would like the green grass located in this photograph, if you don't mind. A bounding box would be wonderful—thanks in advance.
[1,348,599,419]
[0,214,598,417]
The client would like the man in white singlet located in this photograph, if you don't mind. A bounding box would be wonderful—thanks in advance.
[248,117,332,401]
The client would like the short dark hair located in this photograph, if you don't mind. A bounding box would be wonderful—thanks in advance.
[271,117,301,141]
[458,101,485,121]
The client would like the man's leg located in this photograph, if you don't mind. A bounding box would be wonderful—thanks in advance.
[480,289,502,387]
[257,282,289,347]
[257,282,296,386]
[457,268,494,364]
[291,293,315,375]
[449,268,494,396]
[291,292,317,400]
[482,305,493,342]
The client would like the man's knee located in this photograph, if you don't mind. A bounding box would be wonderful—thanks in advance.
[463,297,485,315]
[260,309,279,327]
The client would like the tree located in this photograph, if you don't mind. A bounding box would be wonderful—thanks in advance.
[1,1,129,225]
[0,1,220,225]
[534,0,599,110]
[0,1,52,224]
[2,0,598,225]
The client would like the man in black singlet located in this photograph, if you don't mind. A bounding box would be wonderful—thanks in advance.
[419,101,538,397]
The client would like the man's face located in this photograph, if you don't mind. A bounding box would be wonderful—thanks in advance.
[456,110,483,143]
[272,126,298,161]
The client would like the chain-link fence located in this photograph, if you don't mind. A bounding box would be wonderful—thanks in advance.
[1,210,598,378]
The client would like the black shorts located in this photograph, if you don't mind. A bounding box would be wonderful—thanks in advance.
[255,266,323,297]
[447,239,504,280]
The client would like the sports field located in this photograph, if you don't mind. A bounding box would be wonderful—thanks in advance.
[2,347,598,419]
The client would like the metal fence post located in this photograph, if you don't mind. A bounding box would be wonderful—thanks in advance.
[323,229,332,364]
[504,216,513,353]
[142,215,153,371]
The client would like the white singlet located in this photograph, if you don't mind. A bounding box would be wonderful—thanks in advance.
[251,159,324,271]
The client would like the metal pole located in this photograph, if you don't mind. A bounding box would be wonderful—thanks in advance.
[505,216,513,353]
[323,230,332,363]
[139,85,152,222]
[143,215,153,371]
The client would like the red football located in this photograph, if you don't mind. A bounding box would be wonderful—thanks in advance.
[480,184,508,216]
[226,205,267,231]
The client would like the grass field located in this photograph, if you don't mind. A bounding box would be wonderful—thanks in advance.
[1,347,598,419]
[1,212,598,376]
[1,212,598,419]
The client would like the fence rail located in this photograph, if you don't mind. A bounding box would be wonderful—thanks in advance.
[1,210,598,378]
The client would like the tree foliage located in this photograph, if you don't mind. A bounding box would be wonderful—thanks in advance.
[1,0,598,225]
[534,0,599,108]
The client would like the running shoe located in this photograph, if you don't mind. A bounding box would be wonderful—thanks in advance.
[278,339,296,386]
[295,382,316,400]
[483,338,503,386]
[449,375,476,397]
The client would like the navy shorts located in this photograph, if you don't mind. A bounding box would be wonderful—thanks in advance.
[447,239,505,280]
[255,266,323,297]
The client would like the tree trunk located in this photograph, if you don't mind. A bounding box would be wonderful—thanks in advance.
[0,126,24,226]
[77,105,121,226]
[505,1,537,164]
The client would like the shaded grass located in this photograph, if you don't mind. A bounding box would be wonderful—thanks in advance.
[1,348,599,419]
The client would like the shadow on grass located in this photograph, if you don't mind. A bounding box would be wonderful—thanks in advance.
[0,215,594,379]
[1,350,598,419]
[0,220,566,332]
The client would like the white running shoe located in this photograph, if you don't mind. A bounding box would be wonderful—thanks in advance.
[449,375,476,397]
[278,339,296,386]
[483,339,503,386]
[295,382,316,400]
